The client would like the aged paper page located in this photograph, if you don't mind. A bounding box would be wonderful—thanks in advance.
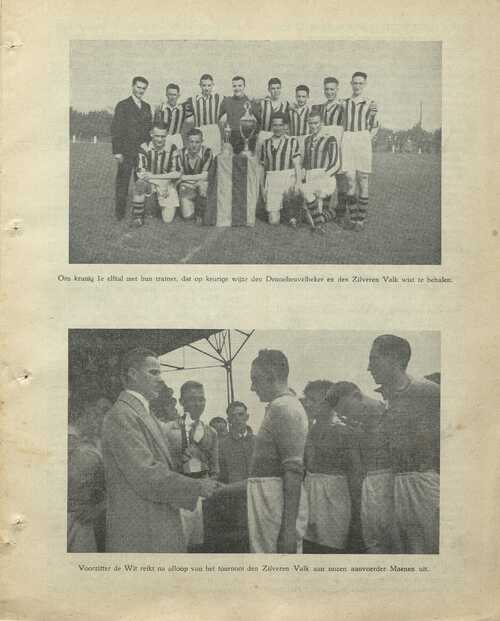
[1,0,499,620]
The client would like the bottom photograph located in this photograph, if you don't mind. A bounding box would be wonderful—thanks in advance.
[67,329,440,555]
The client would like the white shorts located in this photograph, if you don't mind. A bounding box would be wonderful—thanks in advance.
[394,471,440,554]
[165,133,184,151]
[305,472,351,550]
[197,124,221,156]
[361,469,401,554]
[321,124,344,144]
[342,130,372,174]
[264,169,295,213]
[247,477,308,553]
[302,168,337,203]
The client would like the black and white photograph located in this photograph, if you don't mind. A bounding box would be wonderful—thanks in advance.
[69,40,441,264]
[68,329,440,555]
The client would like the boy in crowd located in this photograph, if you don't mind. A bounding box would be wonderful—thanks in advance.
[302,380,362,553]
[132,122,181,226]
[288,84,312,157]
[301,109,341,233]
[184,74,223,156]
[260,113,302,225]
[177,128,214,223]
[164,381,219,551]
[340,72,379,230]
[155,83,191,150]
[368,335,440,554]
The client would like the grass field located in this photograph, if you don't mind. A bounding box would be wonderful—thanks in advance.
[69,143,441,264]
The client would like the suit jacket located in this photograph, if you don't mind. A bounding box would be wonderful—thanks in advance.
[101,391,202,552]
[111,96,152,158]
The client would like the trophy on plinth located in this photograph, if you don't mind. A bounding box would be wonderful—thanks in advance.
[222,122,233,156]
[239,101,257,157]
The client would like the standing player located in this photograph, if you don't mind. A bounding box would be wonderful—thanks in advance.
[184,74,223,156]
[288,85,312,157]
[177,128,214,223]
[341,72,379,230]
[303,380,362,554]
[301,110,341,233]
[256,78,289,155]
[327,381,400,554]
[260,113,302,225]
[319,77,344,142]
[111,76,152,220]
[248,350,309,553]
[155,83,191,151]
[218,76,261,154]
[132,122,181,226]
[368,335,440,554]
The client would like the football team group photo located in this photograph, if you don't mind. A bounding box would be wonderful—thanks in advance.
[69,40,441,264]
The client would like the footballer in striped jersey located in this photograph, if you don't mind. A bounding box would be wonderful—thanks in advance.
[260,112,302,225]
[184,74,223,156]
[155,83,192,151]
[340,72,379,231]
[256,77,290,156]
[177,128,214,223]
[288,85,312,156]
[301,110,341,233]
[132,122,182,226]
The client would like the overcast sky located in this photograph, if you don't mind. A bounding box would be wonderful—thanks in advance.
[160,330,440,430]
[70,40,441,130]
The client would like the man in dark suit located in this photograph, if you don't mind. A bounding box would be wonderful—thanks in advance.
[101,348,220,552]
[111,77,153,220]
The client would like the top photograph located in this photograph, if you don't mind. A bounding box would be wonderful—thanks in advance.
[69,40,441,265]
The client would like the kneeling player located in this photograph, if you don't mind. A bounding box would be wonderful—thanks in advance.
[260,113,301,225]
[340,72,378,230]
[177,128,214,223]
[301,110,341,233]
[132,122,181,227]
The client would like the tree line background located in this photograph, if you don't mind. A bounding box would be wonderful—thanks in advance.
[69,107,441,153]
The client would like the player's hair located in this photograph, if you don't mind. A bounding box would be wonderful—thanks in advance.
[200,73,214,82]
[304,379,335,397]
[325,381,361,408]
[232,75,246,85]
[268,77,282,88]
[166,83,180,93]
[226,400,248,417]
[180,380,204,400]
[372,335,412,370]
[120,348,158,384]
[352,71,367,81]
[132,76,149,87]
[252,349,289,382]
[209,416,227,428]
[187,127,203,140]
[270,112,287,124]
[296,84,310,95]
[323,76,339,86]
[151,121,168,132]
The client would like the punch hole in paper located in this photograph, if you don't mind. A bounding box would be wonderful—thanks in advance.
[5,219,23,235]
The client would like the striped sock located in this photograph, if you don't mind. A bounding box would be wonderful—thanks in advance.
[347,195,359,221]
[336,192,347,217]
[132,200,145,219]
[306,200,325,226]
[357,196,369,222]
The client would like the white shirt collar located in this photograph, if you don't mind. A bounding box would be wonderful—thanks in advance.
[126,389,150,414]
